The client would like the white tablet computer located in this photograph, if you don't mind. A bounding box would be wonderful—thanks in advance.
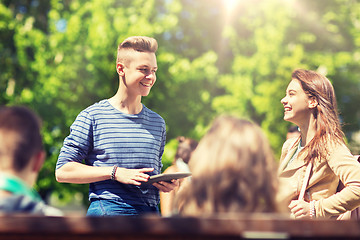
[144,172,191,185]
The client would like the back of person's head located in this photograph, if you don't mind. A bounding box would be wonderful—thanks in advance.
[286,125,300,140]
[174,136,198,164]
[291,69,344,161]
[288,125,299,133]
[0,106,43,172]
[116,36,158,65]
[175,115,278,215]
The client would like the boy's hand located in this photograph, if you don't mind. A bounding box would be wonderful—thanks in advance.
[153,179,179,192]
[115,167,153,185]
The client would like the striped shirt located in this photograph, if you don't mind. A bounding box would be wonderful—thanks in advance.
[56,99,166,207]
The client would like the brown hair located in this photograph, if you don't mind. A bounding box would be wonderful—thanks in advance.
[175,116,278,215]
[116,36,158,65]
[174,136,198,164]
[292,69,345,162]
[0,106,43,171]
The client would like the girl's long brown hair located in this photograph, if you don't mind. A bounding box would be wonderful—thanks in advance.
[174,116,278,215]
[292,69,345,162]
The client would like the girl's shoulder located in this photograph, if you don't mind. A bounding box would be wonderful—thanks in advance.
[282,137,300,153]
[280,137,300,162]
[329,142,352,154]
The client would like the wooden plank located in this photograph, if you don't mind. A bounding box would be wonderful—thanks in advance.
[0,214,359,239]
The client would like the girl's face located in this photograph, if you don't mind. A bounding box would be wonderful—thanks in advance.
[280,79,313,126]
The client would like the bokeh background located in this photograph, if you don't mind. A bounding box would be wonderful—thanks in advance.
[1,0,360,213]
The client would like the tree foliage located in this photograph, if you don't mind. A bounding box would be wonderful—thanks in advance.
[1,0,360,208]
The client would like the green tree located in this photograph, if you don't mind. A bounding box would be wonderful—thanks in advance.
[208,0,360,156]
[1,0,360,209]
[211,0,307,155]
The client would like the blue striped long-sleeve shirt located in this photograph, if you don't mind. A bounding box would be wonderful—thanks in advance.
[56,99,166,207]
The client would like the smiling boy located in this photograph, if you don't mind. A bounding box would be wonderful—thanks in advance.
[55,36,177,216]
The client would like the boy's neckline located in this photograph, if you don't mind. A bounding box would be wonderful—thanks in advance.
[106,99,144,116]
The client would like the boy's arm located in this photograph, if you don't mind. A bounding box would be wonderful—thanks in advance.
[55,162,154,185]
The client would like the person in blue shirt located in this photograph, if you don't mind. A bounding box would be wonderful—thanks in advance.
[55,36,178,216]
[0,106,62,216]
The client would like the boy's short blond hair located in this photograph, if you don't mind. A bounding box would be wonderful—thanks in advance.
[116,36,158,65]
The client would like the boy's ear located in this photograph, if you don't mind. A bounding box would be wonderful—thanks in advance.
[308,96,318,109]
[116,62,125,76]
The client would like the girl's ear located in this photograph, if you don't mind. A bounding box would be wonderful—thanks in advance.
[308,96,318,109]
[116,63,125,76]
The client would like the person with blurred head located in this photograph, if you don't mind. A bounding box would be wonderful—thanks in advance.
[160,136,198,216]
[286,125,300,140]
[278,69,360,219]
[0,106,62,215]
[55,36,178,216]
[174,116,278,215]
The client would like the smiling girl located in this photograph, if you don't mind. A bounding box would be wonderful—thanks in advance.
[277,69,360,219]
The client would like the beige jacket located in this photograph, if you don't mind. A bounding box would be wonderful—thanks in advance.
[277,137,360,218]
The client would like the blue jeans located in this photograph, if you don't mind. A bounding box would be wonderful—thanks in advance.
[86,199,159,216]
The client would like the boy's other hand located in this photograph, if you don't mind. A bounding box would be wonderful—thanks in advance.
[115,167,154,185]
[153,179,179,192]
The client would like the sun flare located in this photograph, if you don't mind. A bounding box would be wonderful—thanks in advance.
[223,0,239,13]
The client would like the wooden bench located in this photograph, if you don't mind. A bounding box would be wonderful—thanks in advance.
[0,214,359,239]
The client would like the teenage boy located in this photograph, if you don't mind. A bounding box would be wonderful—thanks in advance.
[0,106,62,216]
[55,36,177,216]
